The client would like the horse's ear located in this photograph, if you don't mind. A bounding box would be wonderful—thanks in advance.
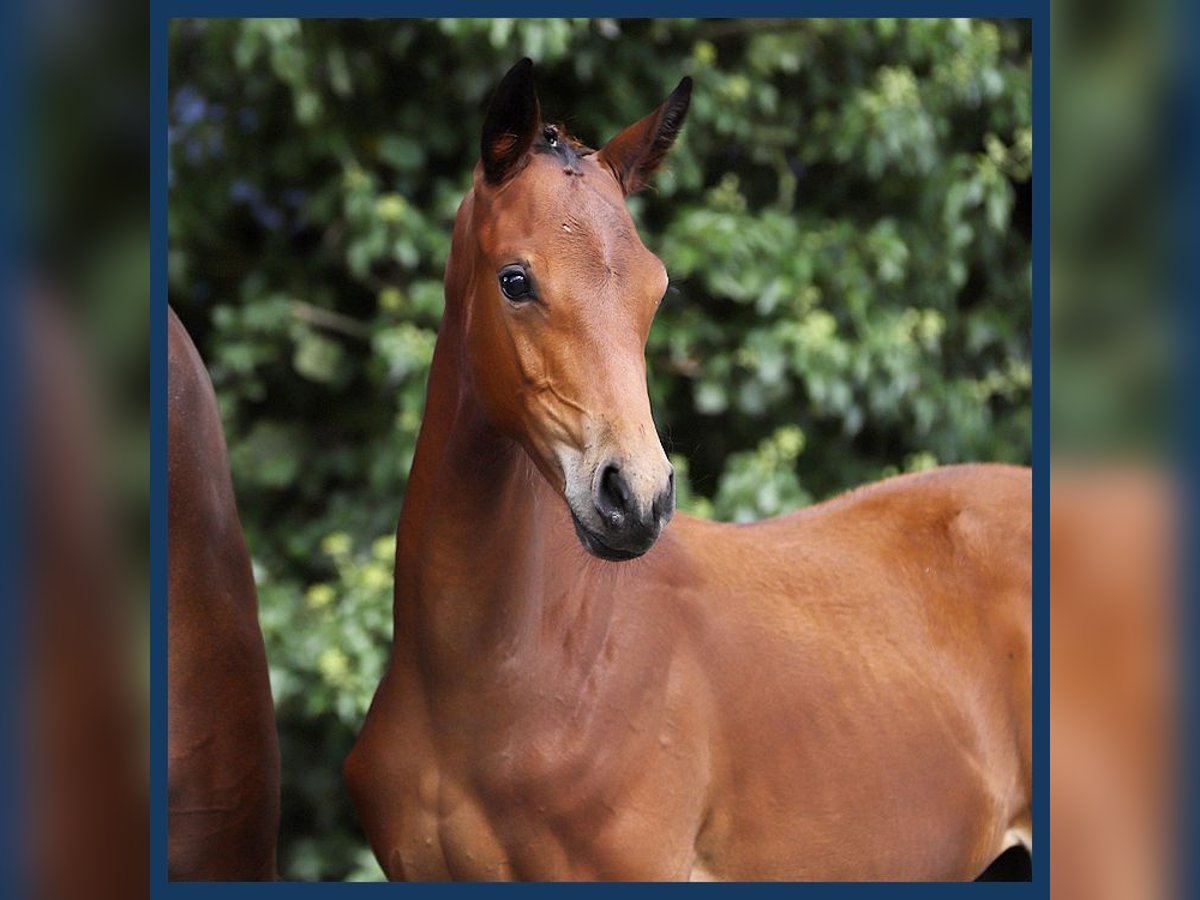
[481,58,541,185]
[597,77,693,195]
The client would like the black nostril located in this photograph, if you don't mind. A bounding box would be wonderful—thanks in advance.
[655,467,676,522]
[596,462,633,529]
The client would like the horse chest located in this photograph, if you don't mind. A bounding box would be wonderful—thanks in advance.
[382,698,697,880]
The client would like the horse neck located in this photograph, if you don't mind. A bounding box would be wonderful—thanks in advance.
[393,194,620,688]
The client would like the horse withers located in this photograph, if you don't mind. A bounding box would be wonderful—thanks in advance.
[345,58,1032,881]
[168,307,280,880]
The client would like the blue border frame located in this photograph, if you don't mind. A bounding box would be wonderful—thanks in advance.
[150,4,1048,895]
[1029,4,1046,892]
[2,0,27,895]
[1176,0,1199,893]
[152,0,170,891]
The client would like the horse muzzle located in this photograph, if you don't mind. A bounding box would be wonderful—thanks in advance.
[569,460,675,561]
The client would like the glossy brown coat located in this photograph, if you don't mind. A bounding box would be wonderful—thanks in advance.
[168,307,280,880]
[346,61,1032,881]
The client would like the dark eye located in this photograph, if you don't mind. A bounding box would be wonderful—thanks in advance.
[499,266,534,302]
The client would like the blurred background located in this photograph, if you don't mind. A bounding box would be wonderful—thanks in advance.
[6,4,1191,894]
[167,18,1031,880]
[16,0,148,898]
[1050,1,1184,898]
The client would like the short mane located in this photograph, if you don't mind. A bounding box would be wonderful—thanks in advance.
[534,122,593,174]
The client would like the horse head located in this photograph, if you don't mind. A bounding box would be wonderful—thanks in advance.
[452,58,691,561]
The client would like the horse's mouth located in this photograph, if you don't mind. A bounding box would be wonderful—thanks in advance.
[570,511,648,562]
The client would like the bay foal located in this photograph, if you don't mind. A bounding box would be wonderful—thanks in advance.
[168,308,280,879]
[346,59,1032,881]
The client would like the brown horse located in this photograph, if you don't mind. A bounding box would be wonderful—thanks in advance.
[168,307,280,880]
[27,293,148,899]
[345,59,1032,881]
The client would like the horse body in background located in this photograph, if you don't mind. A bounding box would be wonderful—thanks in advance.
[168,307,280,880]
[346,59,1032,881]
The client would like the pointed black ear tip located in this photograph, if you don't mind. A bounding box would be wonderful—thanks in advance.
[504,57,535,84]
[491,57,536,99]
[660,77,693,133]
[665,77,693,123]
[672,76,694,103]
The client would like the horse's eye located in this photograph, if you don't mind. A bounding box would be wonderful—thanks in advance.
[499,266,534,302]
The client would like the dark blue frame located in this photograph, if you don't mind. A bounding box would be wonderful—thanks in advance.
[1177,0,1199,895]
[150,4,1049,895]
[1,0,28,895]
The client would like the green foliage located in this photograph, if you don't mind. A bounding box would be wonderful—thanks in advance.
[168,18,1031,880]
